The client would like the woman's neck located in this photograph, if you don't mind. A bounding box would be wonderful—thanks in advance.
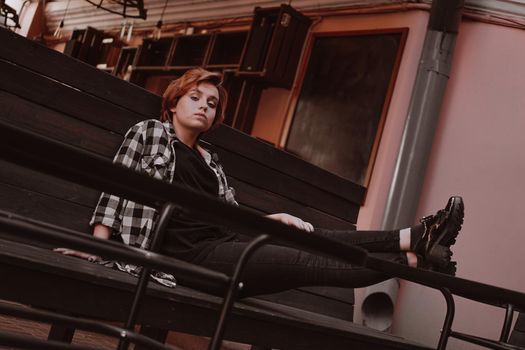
[173,123,199,148]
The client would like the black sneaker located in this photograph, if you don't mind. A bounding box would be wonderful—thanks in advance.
[416,196,464,271]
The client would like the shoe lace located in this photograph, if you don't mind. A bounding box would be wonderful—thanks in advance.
[420,209,448,247]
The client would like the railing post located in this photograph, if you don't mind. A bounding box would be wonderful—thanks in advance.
[500,304,514,343]
[208,234,271,350]
[118,203,177,350]
[437,288,455,350]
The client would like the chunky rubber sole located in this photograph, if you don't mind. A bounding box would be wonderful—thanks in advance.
[422,196,464,276]
[428,196,464,251]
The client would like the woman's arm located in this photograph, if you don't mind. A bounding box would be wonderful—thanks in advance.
[266,213,314,233]
[89,122,146,231]
[54,224,111,261]
[93,223,111,239]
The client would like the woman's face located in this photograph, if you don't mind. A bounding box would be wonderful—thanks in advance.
[170,81,219,136]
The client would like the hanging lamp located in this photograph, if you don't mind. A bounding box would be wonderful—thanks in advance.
[84,0,147,19]
[152,0,168,40]
[53,0,72,37]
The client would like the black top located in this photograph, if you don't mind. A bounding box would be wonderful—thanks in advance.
[162,141,236,263]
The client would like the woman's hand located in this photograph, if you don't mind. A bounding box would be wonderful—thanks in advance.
[54,224,111,262]
[53,248,100,262]
[266,213,314,233]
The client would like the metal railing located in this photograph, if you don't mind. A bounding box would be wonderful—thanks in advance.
[0,301,177,350]
[0,120,524,350]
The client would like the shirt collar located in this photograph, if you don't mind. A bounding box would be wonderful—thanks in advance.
[162,120,178,140]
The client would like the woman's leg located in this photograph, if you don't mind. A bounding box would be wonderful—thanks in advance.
[194,196,463,296]
[313,227,408,253]
[315,196,464,255]
[199,241,407,298]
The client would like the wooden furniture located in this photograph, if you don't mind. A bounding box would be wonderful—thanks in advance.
[126,31,259,133]
[110,4,311,134]
[0,24,362,319]
[0,27,433,350]
[64,26,125,75]
[238,4,312,88]
[3,27,525,350]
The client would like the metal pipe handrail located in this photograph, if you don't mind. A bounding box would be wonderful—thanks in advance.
[209,234,272,350]
[118,203,178,350]
[0,302,176,350]
[450,331,523,350]
[2,120,525,311]
[2,121,525,335]
[364,256,525,312]
[0,216,229,293]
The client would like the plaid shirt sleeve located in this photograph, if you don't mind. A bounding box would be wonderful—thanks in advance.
[89,122,145,232]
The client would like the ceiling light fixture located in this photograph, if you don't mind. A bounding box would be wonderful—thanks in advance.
[84,0,147,19]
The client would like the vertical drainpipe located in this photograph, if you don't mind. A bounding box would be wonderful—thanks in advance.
[360,0,465,332]
[381,0,465,230]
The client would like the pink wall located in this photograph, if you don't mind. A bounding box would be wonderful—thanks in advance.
[250,8,432,330]
[393,20,525,348]
[251,87,291,146]
[252,11,430,230]
[252,9,525,347]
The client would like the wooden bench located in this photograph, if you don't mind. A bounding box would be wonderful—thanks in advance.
[3,27,525,350]
[0,27,435,350]
[0,25,361,320]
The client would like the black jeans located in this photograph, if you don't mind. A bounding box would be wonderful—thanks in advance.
[199,228,406,297]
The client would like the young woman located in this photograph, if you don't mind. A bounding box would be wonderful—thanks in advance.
[56,68,464,297]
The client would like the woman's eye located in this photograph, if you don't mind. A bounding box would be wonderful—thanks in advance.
[190,96,199,101]
[208,102,217,108]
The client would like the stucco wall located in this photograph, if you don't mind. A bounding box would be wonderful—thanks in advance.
[393,20,525,348]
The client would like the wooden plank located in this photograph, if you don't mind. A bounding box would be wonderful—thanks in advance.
[0,160,99,208]
[0,183,93,234]
[0,27,365,207]
[0,29,160,118]
[204,125,366,205]
[0,150,353,233]
[0,89,358,225]
[211,145,360,222]
[0,238,432,350]
[0,155,354,233]
[255,289,354,321]
[0,59,143,135]
[0,161,358,319]
[300,286,355,304]
[0,159,354,233]
[230,178,356,230]
[0,91,122,157]
[0,57,364,221]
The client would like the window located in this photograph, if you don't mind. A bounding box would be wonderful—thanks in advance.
[284,29,408,186]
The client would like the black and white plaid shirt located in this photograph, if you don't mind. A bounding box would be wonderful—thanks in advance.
[89,119,237,285]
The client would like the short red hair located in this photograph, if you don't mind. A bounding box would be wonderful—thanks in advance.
[160,68,227,129]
